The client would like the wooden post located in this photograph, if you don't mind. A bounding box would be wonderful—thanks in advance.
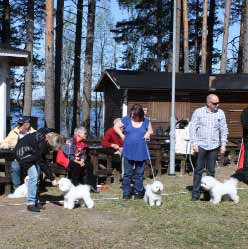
[0,61,9,141]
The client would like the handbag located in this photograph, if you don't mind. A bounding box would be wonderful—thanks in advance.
[56,149,69,168]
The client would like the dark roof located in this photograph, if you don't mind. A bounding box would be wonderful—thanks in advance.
[95,69,210,92]
[0,45,30,66]
[211,74,248,91]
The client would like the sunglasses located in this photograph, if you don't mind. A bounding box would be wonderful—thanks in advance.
[211,102,219,105]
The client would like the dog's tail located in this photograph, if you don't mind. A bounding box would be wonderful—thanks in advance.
[227,177,238,187]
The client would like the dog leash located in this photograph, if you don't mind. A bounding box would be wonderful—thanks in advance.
[145,141,156,182]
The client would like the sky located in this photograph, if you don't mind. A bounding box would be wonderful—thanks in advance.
[26,1,241,99]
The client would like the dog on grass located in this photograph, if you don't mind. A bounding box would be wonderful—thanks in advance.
[200,176,239,204]
[8,176,29,198]
[144,180,164,207]
[58,178,94,209]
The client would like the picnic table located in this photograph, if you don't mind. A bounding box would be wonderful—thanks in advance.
[87,146,116,184]
[0,148,15,194]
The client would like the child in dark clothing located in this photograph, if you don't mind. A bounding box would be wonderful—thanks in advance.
[15,128,62,212]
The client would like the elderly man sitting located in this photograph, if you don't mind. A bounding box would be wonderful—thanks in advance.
[0,116,36,191]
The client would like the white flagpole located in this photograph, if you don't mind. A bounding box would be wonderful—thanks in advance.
[169,0,177,176]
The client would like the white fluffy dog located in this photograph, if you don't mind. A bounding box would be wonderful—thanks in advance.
[144,180,164,207]
[8,176,29,198]
[201,176,239,204]
[58,178,94,209]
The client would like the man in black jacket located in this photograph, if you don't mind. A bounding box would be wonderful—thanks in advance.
[241,107,248,168]
[15,128,62,212]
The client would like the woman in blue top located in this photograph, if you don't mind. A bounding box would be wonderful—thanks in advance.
[114,104,153,199]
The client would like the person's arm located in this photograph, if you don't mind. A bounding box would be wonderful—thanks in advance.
[114,120,125,141]
[0,129,18,148]
[189,110,199,152]
[219,111,228,153]
[144,121,153,140]
[64,138,76,161]
[101,129,113,147]
[241,107,248,129]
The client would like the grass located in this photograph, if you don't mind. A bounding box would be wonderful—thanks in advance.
[0,164,248,249]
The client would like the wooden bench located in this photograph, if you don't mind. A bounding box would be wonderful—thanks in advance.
[0,149,15,194]
[145,135,170,176]
[87,146,116,184]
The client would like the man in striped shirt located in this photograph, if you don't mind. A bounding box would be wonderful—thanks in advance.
[190,94,228,201]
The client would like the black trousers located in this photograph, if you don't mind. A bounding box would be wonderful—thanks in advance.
[244,141,248,168]
[192,147,218,199]
[68,160,96,188]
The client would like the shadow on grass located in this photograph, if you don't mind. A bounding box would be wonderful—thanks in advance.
[40,194,64,206]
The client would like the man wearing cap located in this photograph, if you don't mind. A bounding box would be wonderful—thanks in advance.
[0,116,36,191]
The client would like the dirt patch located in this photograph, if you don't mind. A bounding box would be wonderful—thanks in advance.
[0,164,247,249]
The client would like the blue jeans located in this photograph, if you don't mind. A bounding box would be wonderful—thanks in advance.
[122,158,144,197]
[27,164,41,205]
[192,147,218,199]
[11,160,21,190]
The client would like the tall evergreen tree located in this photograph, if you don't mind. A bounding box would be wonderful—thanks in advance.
[71,0,83,135]
[23,0,34,116]
[54,0,64,132]
[44,0,55,128]
[220,0,231,74]
[82,0,96,133]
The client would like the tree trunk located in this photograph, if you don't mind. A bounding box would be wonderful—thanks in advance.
[220,0,231,74]
[194,0,200,73]
[2,0,10,44]
[168,0,173,72]
[156,0,163,72]
[182,0,189,72]
[71,0,83,135]
[23,0,34,116]
[45,0,55,128]
[206,0,215,73]
[54,0,64,132]
[238,0,246,73]
[201,0,208,73]
[242,0,248,72]
[176,0,181,72]
[82,0,96,133]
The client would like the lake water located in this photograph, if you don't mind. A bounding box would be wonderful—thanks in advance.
[10,106,103,137]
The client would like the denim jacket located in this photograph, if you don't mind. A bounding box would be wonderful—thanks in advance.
[63,137,88,161]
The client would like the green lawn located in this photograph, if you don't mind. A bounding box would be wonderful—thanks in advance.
[0,164,248,249]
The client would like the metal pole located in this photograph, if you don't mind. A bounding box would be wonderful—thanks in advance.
[169,0,177,176]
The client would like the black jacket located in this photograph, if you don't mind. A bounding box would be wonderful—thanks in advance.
[241,107,248,142]
[15,128,55,181]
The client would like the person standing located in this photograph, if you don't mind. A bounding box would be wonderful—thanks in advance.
[114,104,153,199]
[0,116,36,191]
[190,94,228,201]
[241,106,248,168]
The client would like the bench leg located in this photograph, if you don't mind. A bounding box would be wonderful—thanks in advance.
[180,160,186,175]
[4,160,11,195]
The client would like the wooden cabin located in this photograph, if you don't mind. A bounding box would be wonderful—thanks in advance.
[95,70,248,140]
[211,74,248,141]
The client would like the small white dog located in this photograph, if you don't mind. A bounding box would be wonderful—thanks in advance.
[144,180,164,207]
[8,176,29,198]
[58,178,94,209]
[201,176,239,204]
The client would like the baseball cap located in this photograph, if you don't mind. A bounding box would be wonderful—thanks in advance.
[17,115,31,125]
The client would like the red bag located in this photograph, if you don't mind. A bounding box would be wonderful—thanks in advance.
[56,149,69,169]
[237,144,245,169]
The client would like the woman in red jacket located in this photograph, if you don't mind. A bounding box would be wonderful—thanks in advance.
[101,118,124,153]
